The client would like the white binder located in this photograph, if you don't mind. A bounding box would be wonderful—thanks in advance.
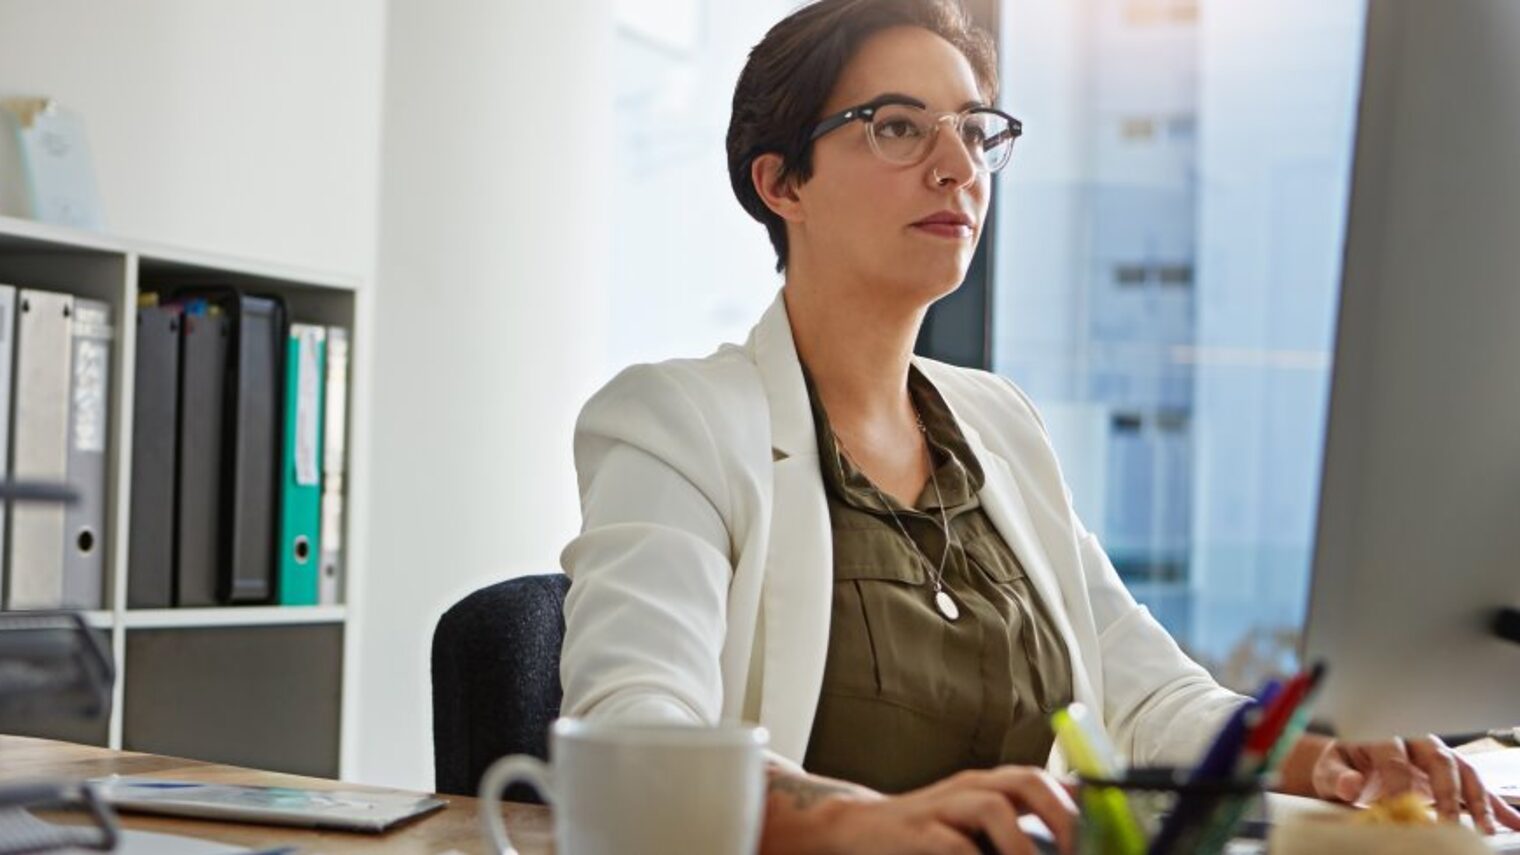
[62,299,112,608]
[318,327,349,605]
[8,290,74,609]
[0,285,16,596]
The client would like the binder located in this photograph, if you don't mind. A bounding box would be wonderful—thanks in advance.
[8,290,73,609]
[318,327,349,606]
[172,290,285,606]
[61,298,112,609]
[0,285,15,598]
[278,324,325,605]
[127,303,181,609]
[174,303,227,607]
[220,294,283,604]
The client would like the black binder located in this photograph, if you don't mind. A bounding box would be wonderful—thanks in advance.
[127,304,181,609]
[171,290,286,606]
[220,294,283,604]
[175,306,228,607]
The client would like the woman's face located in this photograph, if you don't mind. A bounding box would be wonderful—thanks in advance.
[796,25,992,305]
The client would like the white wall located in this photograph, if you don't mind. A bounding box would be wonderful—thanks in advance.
[361,0,614,789]
[0,0,392,774]
[1190,1,1363,658]
[0,0,385,276]
[0,0,651,792]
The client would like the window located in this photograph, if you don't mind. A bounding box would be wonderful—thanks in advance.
[608,1,796,378]
[1114,264,1149,286]
[993,1,1368,690]
[1156,263,1193,287]
[1167,115,1197,141]
[1119,117,1157,142]
[1124,0,1199,27]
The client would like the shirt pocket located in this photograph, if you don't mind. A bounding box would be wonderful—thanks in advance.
[830,529,976,713]
[961,528,1074,712]
[961,529,1030,584]
[827,532,927,699]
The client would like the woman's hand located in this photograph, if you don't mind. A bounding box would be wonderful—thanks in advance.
[1284,733,1520,834]
[761,765,1076,855]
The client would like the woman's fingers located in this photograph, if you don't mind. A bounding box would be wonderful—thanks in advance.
[1363,739,1423,802]
[931,790,1035,855]
[1311,737,1520,836]
[1406,737,1462,822]
[1492,793,1520,832]
[919,824,982,855]
[960,767,1077,854]
[1450,752,1497,834]
[1311,742,1364,803]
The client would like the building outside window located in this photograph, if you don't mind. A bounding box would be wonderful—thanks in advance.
[993,1,1368,689]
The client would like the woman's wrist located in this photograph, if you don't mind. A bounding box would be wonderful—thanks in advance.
[760,766,877,855]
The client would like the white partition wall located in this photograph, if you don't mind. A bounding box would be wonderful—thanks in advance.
[363,0,615,789]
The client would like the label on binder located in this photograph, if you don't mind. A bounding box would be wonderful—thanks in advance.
[295,327,322,486]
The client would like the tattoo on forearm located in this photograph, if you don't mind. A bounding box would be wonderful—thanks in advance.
[767,775,856,810]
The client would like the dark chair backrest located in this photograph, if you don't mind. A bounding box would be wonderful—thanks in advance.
[431,572,570,798]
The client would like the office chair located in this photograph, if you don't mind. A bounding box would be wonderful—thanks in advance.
[431,572,570,800]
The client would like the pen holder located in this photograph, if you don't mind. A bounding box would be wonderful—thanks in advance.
[1075,767,1266,855]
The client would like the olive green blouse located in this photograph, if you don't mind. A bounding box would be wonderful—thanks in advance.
[801,364,1075,795]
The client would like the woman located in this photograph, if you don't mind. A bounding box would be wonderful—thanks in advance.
[559,1,1520,852]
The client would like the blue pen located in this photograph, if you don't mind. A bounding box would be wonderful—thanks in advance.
[1254,678,1283,710]
[1147,703,1258,855]
[1193,702,1260,780]
[1146,678,1279,855]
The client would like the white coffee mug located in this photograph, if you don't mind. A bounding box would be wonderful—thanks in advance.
[478,718,769,855]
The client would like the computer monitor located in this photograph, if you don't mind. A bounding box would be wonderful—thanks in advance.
[1301,0,1520,741]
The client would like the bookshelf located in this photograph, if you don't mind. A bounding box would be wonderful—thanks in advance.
[0,214,369,779]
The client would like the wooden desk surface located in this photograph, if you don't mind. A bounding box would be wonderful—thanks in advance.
[0,735,551,854]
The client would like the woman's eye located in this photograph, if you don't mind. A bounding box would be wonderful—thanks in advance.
[876,119,922,139]
[962,125,989,147]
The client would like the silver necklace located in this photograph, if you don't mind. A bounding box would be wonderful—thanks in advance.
[833,410,961,621]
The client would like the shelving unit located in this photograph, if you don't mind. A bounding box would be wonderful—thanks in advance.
[0,214,369,779]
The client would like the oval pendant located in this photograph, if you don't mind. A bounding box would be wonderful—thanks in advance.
[934,590,960,621]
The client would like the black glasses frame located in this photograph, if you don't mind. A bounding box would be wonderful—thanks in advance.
[807,94,1023,163]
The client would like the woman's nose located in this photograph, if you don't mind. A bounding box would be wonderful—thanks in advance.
[923,117,978,190]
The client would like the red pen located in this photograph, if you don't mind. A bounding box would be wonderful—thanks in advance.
[1237,662,1326,773]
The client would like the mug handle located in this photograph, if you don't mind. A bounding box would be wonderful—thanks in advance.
[478,754,554,854]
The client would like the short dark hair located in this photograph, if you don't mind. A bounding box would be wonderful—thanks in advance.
[725,0,999,272]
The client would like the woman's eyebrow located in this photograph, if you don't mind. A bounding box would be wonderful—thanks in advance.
[861,92,928,109]
[862,92,989,112]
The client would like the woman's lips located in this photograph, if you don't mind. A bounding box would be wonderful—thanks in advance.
[911,210,976,239]
[910,222,975,239]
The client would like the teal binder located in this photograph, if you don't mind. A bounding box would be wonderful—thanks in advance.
[278,324,326,605]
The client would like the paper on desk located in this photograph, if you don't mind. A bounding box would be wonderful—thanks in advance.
[1468,748,1520,806]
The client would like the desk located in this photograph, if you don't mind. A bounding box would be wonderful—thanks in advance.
[0,735,549,854]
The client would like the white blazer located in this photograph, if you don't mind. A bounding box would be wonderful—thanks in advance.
[559,291,1244,774]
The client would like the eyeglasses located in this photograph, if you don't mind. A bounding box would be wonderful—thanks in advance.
[808,94,1023,174]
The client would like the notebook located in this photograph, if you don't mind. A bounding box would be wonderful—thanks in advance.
[90,776,446,833]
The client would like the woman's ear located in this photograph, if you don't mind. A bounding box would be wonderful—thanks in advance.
[751,153,805,223]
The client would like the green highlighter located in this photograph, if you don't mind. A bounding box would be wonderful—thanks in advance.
[278,324,327,605]
[1052,705,1146,855]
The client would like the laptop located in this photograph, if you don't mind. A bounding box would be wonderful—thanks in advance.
[89,776,446,833]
